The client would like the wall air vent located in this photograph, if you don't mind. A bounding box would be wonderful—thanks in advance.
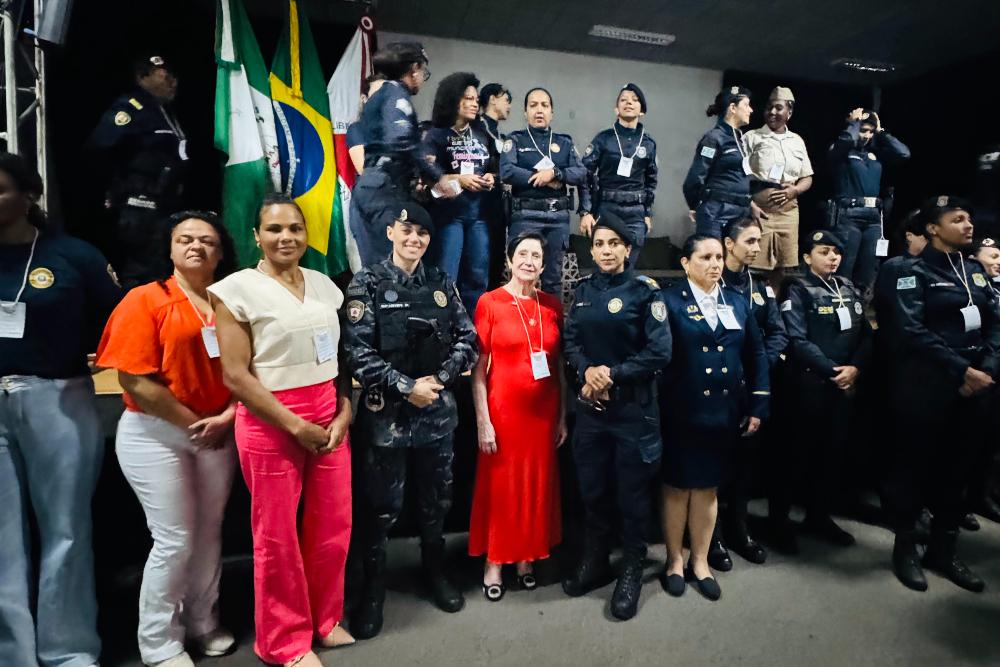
[832,58,897,74]
[588,24,676,47]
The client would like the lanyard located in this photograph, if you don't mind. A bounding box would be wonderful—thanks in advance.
[480,118,499,143]
[159,106,185,140]
[173,276,215,327]
[721,269,754,308]
[511,289,544,353]
[613,123,646,160]
[526,126,553,160]
[2,229,39,308]
[945,251,974,306]
[816,274,846,307]
[730,126,748,161]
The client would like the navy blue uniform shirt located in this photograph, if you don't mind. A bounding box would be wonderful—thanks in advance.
[582,122,658,216]
[682,119,750,210]
[346,121,365,150]
[0,233,122,378]
[722,266,789,367]
[828,120,910,199]
[500,126,589,208]
[359,80,443,183]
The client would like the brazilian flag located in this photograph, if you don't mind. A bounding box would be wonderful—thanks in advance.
[270,0,348,275]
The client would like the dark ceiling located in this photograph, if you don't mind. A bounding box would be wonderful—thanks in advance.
[245,0,1000,84]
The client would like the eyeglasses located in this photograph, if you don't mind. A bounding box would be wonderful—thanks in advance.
[421,65,432,82]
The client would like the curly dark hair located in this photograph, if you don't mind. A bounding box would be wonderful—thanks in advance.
[153,210,238,286]
[430,72,480,128]
[0,151,47,230]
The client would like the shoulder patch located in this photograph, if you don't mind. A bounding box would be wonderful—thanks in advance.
[346,300,366,323]
[128,97,144,110]
[395,98,413,115]
[114,111,131,126]
[651,301,667,322]
[780,299,792,312]
[700,145,717,159]
[896,276,917,290]
[637,275,660,290]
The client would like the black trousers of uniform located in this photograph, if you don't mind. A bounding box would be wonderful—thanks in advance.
[884,393,986,532]
[720,425,765,528]
[358,435,454,561]
[572,410,661,559]
[113,204,168,291]
[770,373,854,520]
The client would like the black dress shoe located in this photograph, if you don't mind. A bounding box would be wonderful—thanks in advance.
[961,513,981,532]
[727,535,767,564]
[659,570,685,597]
[707,539,733,572]
[892,532,928,592]
[803,515,855,547]
[924,529,986,593]
[685,567,721,601]
[973,497,1000,524]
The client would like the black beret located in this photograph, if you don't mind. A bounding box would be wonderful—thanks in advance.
[385,200,434,235]
[618,83,647,113]
[804,229,844,253]
[592,210,634,246]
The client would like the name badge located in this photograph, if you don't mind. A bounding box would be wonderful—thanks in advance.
[201,326,220,359]
[178,139,189,161]
[460,161,474,175]
[534,156,555,171]
[742,156,753,176]
[961,305,982,332]
[0,301,26,339]
[530,351,551,380]
[836,306,852,331]
[875,238,889,257]
[314,328,335,364]
[717,304,741,330]
[616,156,634,177]
[767,163,784,182]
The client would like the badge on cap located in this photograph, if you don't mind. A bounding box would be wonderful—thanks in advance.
[651,301,666,322]
[434,290,448,307]
[149,55,165,66]
[730,86,740,95]
[608,298,623,314]
[28,267,54,289]
[813,232,823,241]
[347,300,365,323]
[399,208,408,222]
[937,195,949,207]
[550,143,560,153]
[114,111,131,126]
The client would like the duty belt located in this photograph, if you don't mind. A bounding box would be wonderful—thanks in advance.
[701,188,751,206]
[601,190,647,205]
[512,196,571,212]
[835,196,882,209]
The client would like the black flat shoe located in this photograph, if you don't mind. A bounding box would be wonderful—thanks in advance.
[685,567,721,601]
[659,570,685,597]
[482,582,505,602]
[514,573,537,590]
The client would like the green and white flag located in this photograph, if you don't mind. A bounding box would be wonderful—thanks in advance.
[214,0,280,266]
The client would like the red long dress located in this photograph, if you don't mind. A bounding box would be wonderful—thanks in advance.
[468,287,563,563]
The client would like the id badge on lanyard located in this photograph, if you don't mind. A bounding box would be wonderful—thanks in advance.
[616,156,634,177]
[961,305,982,332]
[534,156,555,171]
[201,326,220,358]
[0,302,26,339]
[314,328,335,364]
[717,304,741,330]
[836,306,852,331]
[530,351,551,380]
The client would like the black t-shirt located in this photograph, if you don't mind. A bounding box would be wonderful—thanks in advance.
[0,232,122,378]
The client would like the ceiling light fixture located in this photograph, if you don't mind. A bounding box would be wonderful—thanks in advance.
[832,58,897,73]
[588,24,676,47]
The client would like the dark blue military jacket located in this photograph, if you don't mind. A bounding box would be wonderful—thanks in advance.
[682,118,750,210]
[360,80,443,183]
[722,266,788,368]
[500,126,589,207]
[582,122,658,216]
[827,120,910,199]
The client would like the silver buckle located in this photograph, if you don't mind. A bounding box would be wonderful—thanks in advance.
[547,199,558,212]
[863,197,877,208]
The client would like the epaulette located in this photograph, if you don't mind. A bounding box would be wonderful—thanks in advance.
[636,275,660,290]
[128,97,144,110]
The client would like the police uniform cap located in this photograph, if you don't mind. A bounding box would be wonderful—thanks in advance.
[479,83,511,110]
[974,237,997,251]
[919,195,974,227]
[805,229,844,252]
[592,210,634,246]
[132,52,173,77]
[390,200,434,235]
[769,86,795,102]
[617,83,647,113]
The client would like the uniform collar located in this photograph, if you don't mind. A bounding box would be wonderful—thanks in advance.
[614,120,642,135]
[754,123,792,138]
[920,244,966,271]
[722,265,749,287]
[804,270,838,288]
[481,115,500,133]
[381,257,427,284]
[688,278,720,305]
[591,263,633,288]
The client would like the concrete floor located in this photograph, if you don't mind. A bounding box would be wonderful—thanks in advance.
[103,508,1000,667]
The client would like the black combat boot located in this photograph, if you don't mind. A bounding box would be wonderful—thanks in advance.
[351,550,387,639]
[562,541,613,597]
[421,539,465,612]
[923,529,985,593]
[892,530,928,592]
[610,555,644,621]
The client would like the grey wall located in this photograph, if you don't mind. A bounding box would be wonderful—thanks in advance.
[382,32,722,243]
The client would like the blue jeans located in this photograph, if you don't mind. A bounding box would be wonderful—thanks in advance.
[508,210,569,295]
[836,207,883,293]
[599,202,647,264]
[0,375,103,667]
[432,216,489,317]
[695,199,751,239]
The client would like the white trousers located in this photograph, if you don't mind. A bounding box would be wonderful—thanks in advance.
[115,410,236,664]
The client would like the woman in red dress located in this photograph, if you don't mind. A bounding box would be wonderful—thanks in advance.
[469,232,568,601]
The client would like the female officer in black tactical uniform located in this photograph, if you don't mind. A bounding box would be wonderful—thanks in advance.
[770,230,871,554]
[683,87,765,238]
[883,196,1000,593]
[562,211,671,622]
